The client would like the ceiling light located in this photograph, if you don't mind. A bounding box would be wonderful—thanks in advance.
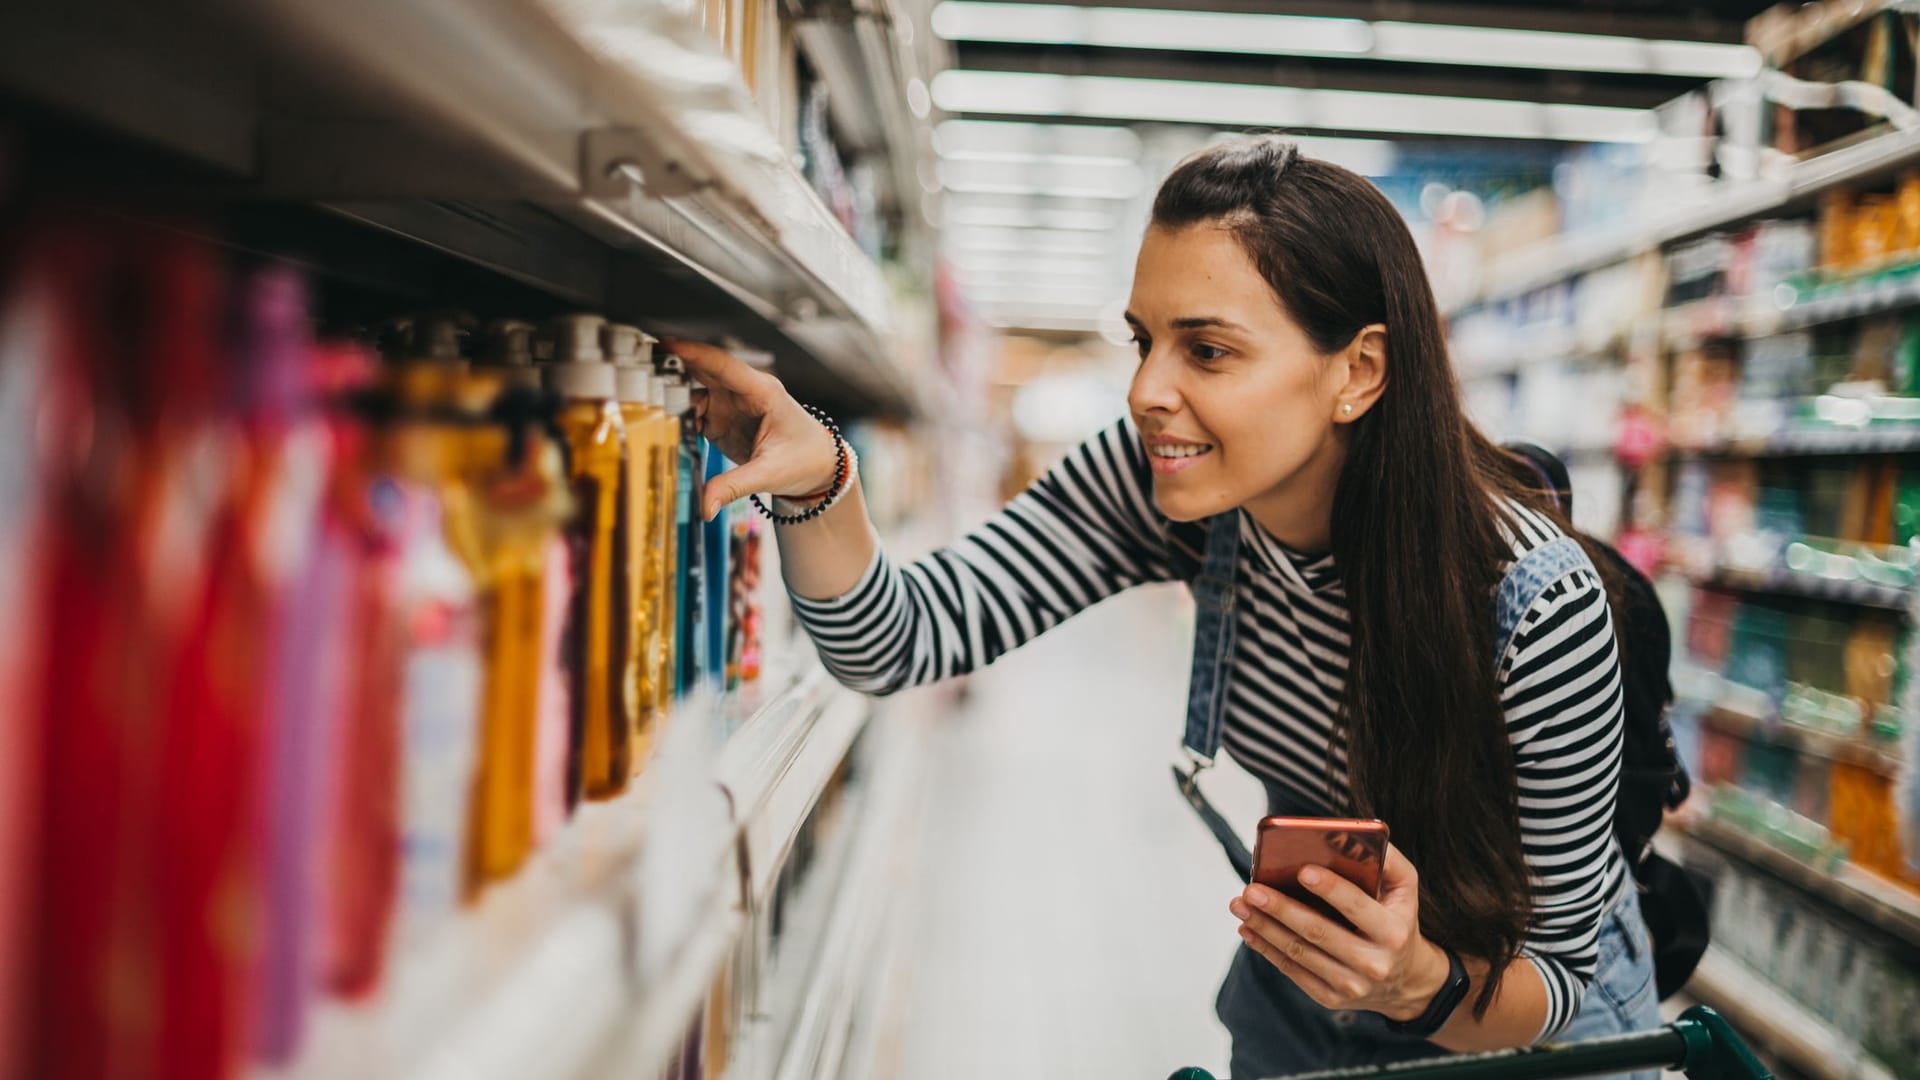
[938,156,1146,199]
[935,119,1142,159]
[932,2,1372,57]
[945,205,1119,230]
[946,228,1114,256]
[930,70,1658,142]
[950,253,1118,278]
[930,2,1761,81]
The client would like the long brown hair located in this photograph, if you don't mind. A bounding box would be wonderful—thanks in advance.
[1153,136,1569,1015]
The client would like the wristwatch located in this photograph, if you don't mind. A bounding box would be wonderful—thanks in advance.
[1383,944,1469,1039]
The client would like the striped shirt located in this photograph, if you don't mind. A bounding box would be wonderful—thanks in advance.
[793,418,1628,1039]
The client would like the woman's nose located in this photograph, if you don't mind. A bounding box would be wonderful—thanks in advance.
[1128,349,1181,416]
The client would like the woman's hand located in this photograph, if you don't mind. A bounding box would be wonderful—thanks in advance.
[1228,843,1452,1022]
[662,339,844,521]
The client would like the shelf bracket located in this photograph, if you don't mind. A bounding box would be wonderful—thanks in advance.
[581,127,708,201]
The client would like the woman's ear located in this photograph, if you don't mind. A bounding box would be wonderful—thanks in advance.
[1333,323,1388,423]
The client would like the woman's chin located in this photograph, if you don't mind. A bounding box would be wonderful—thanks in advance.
[1150,482,1224,523]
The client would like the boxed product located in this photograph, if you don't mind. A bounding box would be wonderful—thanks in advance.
[1686,587,1739,667]
[1725,602,1792,699]
[1745,740,1800,808]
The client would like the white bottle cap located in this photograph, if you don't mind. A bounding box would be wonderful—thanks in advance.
[545,361,617,400]
[664,383,692,416]
[604,323,656,405]
[544,313,608,364]
[538,314,617,399]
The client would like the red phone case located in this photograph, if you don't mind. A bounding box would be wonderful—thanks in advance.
[1251,817,1389,922]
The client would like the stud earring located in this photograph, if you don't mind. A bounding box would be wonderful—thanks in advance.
[1341,403,1355,416]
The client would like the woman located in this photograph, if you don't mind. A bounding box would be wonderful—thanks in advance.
[670,136,1660,1077]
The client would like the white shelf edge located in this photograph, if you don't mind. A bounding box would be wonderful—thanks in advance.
[1686,949,1898,1080]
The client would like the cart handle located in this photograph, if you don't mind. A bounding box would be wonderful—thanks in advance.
[1168,1005,1772,1080]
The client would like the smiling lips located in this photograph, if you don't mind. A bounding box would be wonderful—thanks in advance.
[1145,436,1214,475]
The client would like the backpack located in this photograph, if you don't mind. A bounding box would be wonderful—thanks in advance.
[1174,444,1709,1001]
[1502,443,1709,999]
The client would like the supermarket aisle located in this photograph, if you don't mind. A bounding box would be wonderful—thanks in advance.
[896,584,1268,1080]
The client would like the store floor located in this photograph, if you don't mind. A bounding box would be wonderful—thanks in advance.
[895,584,1266,1080]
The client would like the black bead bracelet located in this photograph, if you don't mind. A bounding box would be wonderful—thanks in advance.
[748,403,849,526]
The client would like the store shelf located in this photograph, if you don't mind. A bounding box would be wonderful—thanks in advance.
[1684,948,1899,1080]
[1676,426,1920,458]
[1672,817,1920,949]
[0,0,922,416]
[1686,566,1913,611]
[1695,704,1906,779]
[1452,126,1920,316]
[1769,269,1920,333]
[717,668,871,905]
[261,667,876,1080]
[768,714,928,1080]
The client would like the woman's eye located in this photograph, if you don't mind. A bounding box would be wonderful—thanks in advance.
[1131,336,1151,359]
[1190,343,1227,363]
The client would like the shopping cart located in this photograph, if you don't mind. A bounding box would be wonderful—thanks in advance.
[1168,1006,1771,1080]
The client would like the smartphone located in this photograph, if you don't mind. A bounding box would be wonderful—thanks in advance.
[1251,816,1389,926]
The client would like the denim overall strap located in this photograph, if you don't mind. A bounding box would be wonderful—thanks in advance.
[1173,511,1252,881]
[1494,536,1589,666]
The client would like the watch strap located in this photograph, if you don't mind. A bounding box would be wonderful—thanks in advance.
[1384,944,1469,1039]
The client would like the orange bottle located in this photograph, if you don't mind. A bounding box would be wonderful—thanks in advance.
[606,323,665,767]
[541,314,632,803]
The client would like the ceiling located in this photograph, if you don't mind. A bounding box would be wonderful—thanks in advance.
[929,0,1782,333]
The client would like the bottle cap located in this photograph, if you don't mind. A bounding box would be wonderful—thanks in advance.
[545,361,617,400]
[604,323,656,404]
[478,318,542,390]
[538,314,616,399]
[543,313,608,364]
[664,383,692,416]
[414,311,470,361]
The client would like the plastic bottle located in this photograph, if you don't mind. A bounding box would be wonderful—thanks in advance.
[655,352,702,698]
[645,356,681,730]
[542,313,633,802]
[466,320,574,884]
[606,323,664,767]
[390,484,484,949]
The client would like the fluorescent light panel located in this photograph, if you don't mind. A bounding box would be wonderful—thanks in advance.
[930,70,1657,142]
[935,119,1142,159]
[938,156,1146,199]
[945,205,1118,230]
[951,255,1118,280]
[946,228,1114,256]
[930,3,1761,80]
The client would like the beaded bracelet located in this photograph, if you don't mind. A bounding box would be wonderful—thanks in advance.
[748,403,850,526]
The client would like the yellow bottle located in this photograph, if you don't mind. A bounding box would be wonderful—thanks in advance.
[541,314,633,804]
[464,320,572,886]
[605,323,664,769]
[650,352,687,717]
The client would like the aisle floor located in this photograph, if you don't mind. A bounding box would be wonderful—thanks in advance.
[895,584,1267,1080]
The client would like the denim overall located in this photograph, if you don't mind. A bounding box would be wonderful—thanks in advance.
[1178,512,1662,1079]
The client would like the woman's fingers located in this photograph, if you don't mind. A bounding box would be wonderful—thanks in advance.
[1241,884,1371,958]
[662,338,766,397]
[1233,903,1359,995]
[702,456,777,522]
[1237,925,1343,1009]
[1295,867,1398,944]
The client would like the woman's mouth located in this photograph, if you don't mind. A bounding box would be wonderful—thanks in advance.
[1147,441,1214,475]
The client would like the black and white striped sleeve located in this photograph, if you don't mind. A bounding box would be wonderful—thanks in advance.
[790,418,1175,695]
[1496,537,1628,1040]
